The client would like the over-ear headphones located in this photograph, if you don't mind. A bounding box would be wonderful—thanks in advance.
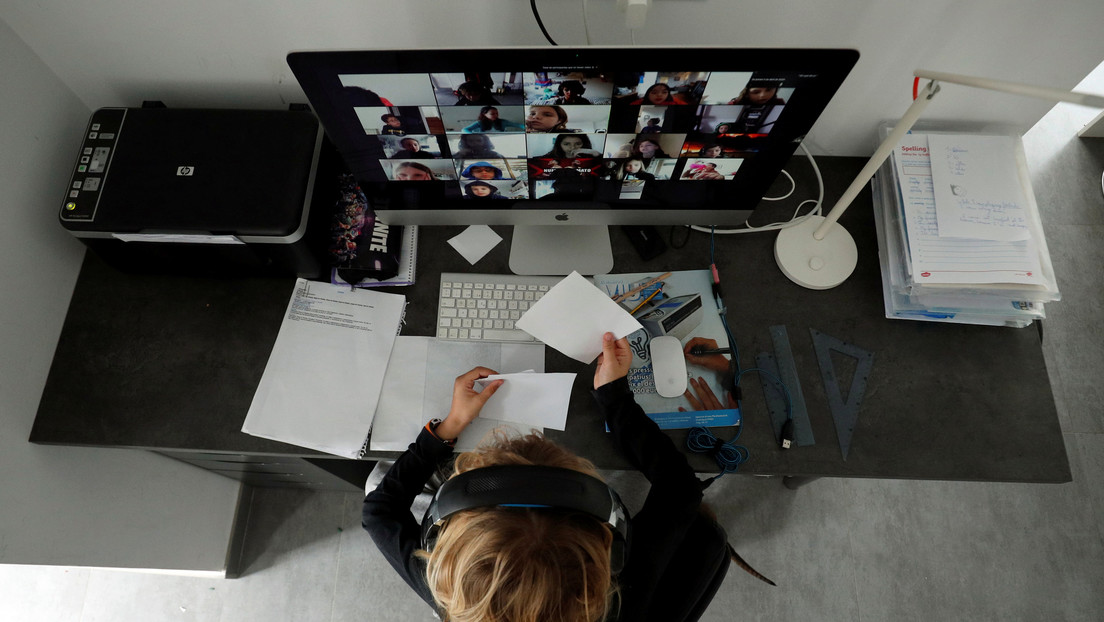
[420,465,630,574]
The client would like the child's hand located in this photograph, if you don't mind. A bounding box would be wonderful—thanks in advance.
[594,332,633,389]
[678,376,738,412]
[437,367,504,440]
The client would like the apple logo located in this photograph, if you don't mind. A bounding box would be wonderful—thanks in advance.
[555,213,569,221]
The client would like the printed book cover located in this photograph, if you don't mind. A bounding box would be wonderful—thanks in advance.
[594,269,740,429]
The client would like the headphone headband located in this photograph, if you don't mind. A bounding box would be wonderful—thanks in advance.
[421,465,630,573]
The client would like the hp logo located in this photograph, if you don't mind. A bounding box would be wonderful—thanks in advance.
[176,166,195,176]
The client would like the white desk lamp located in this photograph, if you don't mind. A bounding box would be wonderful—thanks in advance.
[775,70,1104,290]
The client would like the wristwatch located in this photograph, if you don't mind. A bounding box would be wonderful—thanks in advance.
[425,418,457,447]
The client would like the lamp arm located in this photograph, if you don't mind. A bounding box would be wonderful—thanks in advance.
[813,80,941,240]
[914,70,1104,108]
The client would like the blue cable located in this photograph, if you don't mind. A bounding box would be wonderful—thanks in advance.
[687,425,749,483]
[689,228,796,481]
[690,226,750,483]
[709,226,742,373]
[738,367,793,420]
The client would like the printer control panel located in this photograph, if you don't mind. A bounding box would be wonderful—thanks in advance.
[61,108,126,222]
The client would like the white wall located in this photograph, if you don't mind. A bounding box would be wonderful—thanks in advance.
[0,18,241,574]
[1,0,1103,155]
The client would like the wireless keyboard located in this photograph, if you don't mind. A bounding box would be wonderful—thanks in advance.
[437,272,562,342]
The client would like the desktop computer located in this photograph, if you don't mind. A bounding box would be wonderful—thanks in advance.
[286,47,859,275]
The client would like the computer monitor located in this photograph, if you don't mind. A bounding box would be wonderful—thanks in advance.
[287,47,858,274]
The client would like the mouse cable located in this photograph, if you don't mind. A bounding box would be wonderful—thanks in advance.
[531,0,559,45]
[689,142,825,235]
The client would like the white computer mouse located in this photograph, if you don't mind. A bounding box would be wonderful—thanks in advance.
[649,335,688,398]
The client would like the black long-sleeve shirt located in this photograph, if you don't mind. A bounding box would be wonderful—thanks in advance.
[362,377,704,620]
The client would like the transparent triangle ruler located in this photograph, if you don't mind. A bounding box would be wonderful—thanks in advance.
[810,329,875,460]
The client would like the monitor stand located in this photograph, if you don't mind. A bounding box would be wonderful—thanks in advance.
[508,225,614,276]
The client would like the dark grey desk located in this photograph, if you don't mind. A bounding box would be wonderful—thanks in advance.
[31,157,1071,489]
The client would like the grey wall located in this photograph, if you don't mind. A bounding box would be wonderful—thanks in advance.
[0,18,242,574]
[2,0,1103,155]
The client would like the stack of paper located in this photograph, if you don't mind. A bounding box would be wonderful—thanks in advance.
[242,280,406,458]
[872,127,1060,327]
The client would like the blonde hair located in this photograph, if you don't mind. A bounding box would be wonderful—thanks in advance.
[420,431,617,622]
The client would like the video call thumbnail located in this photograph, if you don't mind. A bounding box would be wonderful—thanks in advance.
[523,71,615,105]
[337,69,803,199]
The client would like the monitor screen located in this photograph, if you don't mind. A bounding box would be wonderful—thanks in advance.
[287,47,859,227]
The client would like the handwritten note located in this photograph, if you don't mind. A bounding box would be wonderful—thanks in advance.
[891,134,1043,286]
[928,134,1031,241]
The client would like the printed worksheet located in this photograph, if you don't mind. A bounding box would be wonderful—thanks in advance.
[892,134,1043,285]
[242,279,406,458]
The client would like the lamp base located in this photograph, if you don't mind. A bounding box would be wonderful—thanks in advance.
[774,215,858,290]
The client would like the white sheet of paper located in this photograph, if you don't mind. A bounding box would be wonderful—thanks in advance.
[515,271,643,363]
[242,279,405,458]
[928,134,1031,241]
[892,134,1043,285]
[476,372,576,431]
[370,337,546,451]
[447,225,502,265]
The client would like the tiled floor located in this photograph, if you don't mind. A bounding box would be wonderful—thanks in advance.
[5,82,1104,622]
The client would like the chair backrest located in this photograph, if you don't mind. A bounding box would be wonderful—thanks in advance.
[649,512,731,622]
